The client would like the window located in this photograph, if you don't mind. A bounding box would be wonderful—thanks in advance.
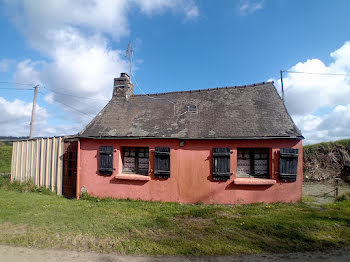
[237,148,269,178]
[154,147,170,178]
[212,148,230,181]
[279,148,298,182]
[99,146,113,175]
[122,147,149,175]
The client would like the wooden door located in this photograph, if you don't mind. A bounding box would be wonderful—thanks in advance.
[62,142,77,198]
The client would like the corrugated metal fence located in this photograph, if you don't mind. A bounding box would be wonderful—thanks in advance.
[11,137,64,195]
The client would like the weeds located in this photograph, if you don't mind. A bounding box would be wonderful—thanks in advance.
[0,176,55,195]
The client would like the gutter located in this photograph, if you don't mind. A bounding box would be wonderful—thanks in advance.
[76,135,305,140]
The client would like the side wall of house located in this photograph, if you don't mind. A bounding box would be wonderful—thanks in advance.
[79,138,303,204]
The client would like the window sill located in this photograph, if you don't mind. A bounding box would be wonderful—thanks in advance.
[233,178,276,185]
[115,174,151,181]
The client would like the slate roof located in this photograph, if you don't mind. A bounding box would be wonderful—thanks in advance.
[79,82,303,139]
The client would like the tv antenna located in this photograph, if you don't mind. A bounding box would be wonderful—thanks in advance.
[126,41,133,76]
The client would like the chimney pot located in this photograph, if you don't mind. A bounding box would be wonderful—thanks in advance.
[120,72,129,78]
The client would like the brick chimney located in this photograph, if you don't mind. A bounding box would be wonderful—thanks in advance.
[113,73,134,100]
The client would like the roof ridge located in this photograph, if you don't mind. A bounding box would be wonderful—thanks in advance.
[133,81,274,97]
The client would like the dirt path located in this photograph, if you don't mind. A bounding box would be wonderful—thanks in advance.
[1,245,350,262]
[303,182,350,204]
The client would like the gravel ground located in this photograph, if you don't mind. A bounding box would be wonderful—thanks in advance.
[303,182,350,204]
[1,245,350,262]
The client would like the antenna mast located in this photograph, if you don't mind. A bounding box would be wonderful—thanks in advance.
[126,42,133,76]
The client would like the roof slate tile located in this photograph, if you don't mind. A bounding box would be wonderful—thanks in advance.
[79,82,303,139]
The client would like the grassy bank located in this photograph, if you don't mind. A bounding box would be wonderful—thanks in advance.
[0,177,350,255]
[303,138,350,155]
[303,138,350,181]
[0,144,12,173]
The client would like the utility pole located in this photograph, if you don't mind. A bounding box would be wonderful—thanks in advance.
[280,70,285,103]
[29,85,39,139]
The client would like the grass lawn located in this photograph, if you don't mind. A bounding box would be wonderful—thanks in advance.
[0,177,350,255]
[0,144,12,173]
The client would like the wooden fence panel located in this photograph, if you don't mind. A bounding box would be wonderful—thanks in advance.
[10,137,64,195]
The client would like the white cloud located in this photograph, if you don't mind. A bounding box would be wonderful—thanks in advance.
[14,59,44,86]
[0,96,83,137]
[1,0,199,136]
[239,0,264,15]
[0,97,50,136]
[273,41,350,144]
[43,93,54,104]
[3,0,198,47]
[292,105,350,145]
[12,31,128,120]
[0,59,14,72]
[135,0,199,20]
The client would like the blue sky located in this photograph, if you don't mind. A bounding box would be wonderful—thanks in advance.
[0,0,350,144]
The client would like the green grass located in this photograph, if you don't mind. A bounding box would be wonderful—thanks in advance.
[1,177,350,255]
[0,144,12,173]
[304,138,350,155]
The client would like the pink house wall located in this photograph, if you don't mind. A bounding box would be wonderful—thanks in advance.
[78,138,303,204]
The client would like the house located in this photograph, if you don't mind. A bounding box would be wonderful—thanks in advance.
[74,72,303,204]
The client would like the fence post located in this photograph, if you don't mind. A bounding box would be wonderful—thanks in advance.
[45,138,50,188]
[51,137,56,192]
[56,137,63,195]
[35,140,40,186]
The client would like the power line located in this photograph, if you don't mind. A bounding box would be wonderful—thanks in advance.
[0,81,37,86]
[1,80,110,101]
[131,74,191,117]
[282,70,350,76]
[42,86,110,102]
[53,99,96,117]
[279,70,350,103]
[0,118,27,124]
[38,91,95,117]
[0,88,33,90]
[39,90,103,114]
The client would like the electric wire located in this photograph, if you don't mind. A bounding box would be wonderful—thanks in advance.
[279,70,350,99]
[0,81,37,86]
[0,87,34,90]
[282,70,350,76]
[0,118,27,124]
[0,81,110,101]
[42,86,110,102]
[51,99,96,117]
[38,91,96,117]
[131,73,190,116]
